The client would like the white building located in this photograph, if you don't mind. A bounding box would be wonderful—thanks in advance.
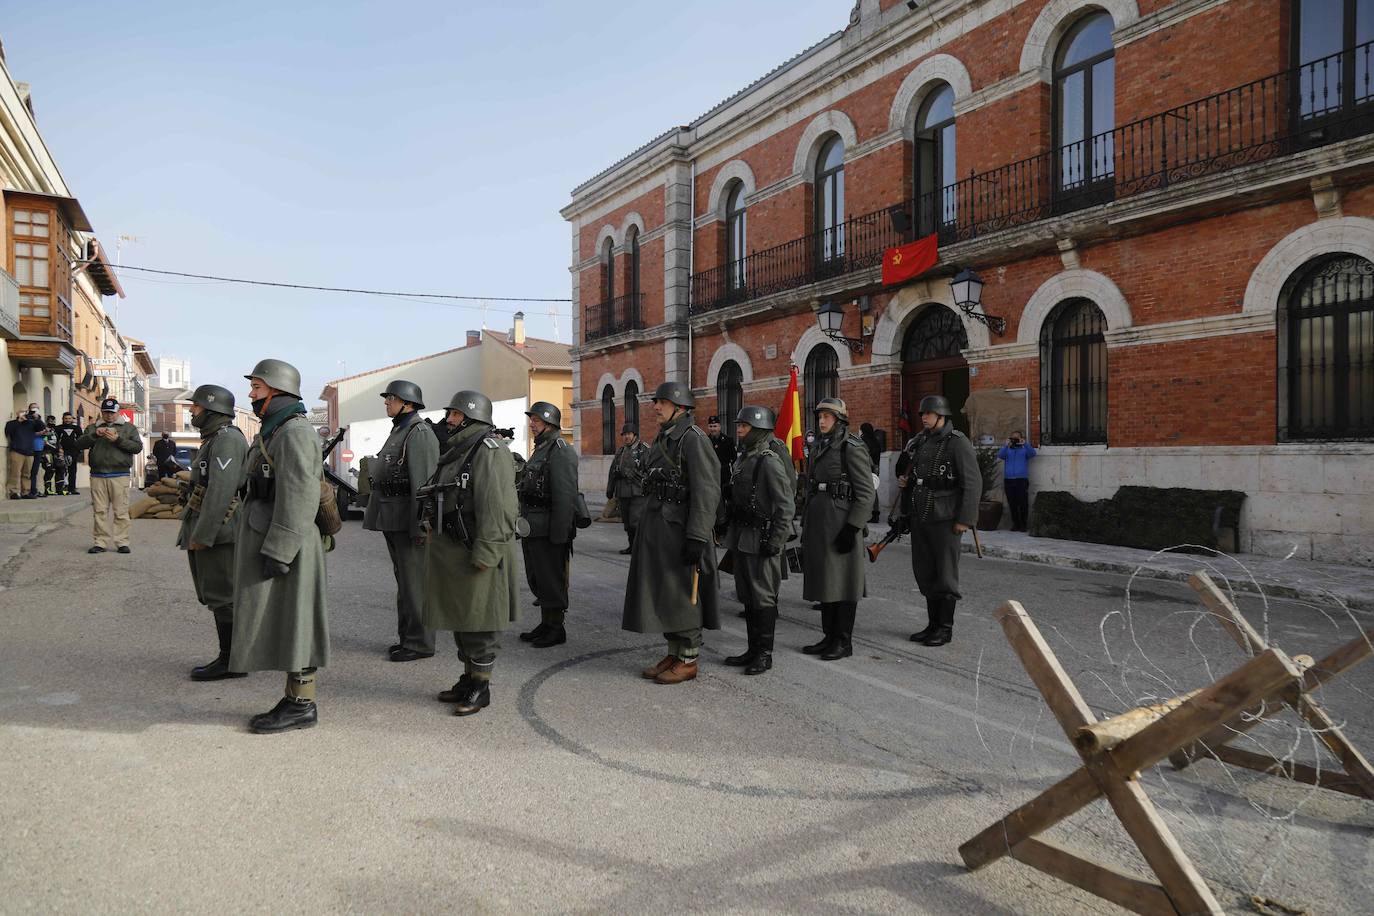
[155,356,190,390]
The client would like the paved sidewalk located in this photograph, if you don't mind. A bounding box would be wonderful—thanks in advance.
[0,494,89,579]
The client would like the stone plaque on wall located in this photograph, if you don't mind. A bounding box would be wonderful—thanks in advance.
[965,389,1029,443]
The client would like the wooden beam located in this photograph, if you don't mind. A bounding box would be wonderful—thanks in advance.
[1287,691,1374,799]
[1189,572,1267,655]
[1302,627,1374,691]
[1010,837,1178,916]
[1074,691,1202,755]
[995,600,1097,738]
[959,766,1102,870]
[1208,744,1373,798]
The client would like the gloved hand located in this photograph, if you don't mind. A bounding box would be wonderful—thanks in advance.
[759,542,780,558]
[833,524,859,553]
[263,557,291,579]
[713,520,729,538]
[682,538,706,566]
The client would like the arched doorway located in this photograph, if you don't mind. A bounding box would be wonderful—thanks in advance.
[900,305,969,442]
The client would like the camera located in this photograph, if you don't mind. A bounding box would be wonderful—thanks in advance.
[494,427,515,439]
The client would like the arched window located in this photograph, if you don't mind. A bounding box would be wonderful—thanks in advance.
[914,84,957,237]
[815,136,845,265]
[725,181,747,293]
[1294,0,1374,120]
[804,346,839,427]
[1054,12,1115,202]
[600,384,616,454]
[601,238,615,305]
[902,306,968,362]
[716,360,744,441]
[623,379,640,435]
[627,227,641,303]
[1040,299,1107,444]
[1280,255,1374,439]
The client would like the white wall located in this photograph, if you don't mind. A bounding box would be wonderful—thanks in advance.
[338,397,530,479]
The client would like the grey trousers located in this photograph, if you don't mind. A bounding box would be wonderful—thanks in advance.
[187,544,236,626]
[665,627,703,659]
[385,530,435,653]
[454,630,500,675]
[910,520,963,601]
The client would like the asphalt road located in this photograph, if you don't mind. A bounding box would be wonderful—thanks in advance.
[1,510,1370,914]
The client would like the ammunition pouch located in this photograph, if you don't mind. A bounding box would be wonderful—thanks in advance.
[731,503,773,532]
[187,483,206,512]
[808,476,857,503]
[646,467,689,505]
[376,472,411,499]
[245,474,275,502]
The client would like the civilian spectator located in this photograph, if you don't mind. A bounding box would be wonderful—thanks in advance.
[28,406,49,498]
[997,430,1037,532]
[54,413,83,495]
[152,432,178,477]
[76,398,143,554]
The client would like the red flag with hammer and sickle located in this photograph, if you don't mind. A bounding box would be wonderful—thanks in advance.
[881,233,939,286]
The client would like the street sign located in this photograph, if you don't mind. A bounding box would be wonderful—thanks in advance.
[340,448,354,463]
[90,358,123,378]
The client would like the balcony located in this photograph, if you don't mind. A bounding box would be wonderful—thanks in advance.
[585,293,644,341]
[691,41,1374,315]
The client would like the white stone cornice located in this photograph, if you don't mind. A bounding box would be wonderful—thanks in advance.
[791,324,855,370]
[953,69,1039,116]
[1017,269,1133,344]
[888,53,974,139]
[1019,0,1141,82]
[1113,0,1229,47]
[1104,310,1271,348]
[964,341,1039,363]
[706,341,755,385]
[792,109,861,178]
[1244,216,1374,315]
[705,160,757,222]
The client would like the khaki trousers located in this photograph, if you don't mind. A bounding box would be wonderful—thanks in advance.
[8,452,34,496]
[91,475,131,549]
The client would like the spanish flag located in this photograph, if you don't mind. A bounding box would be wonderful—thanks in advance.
[775,365,803,466]
[881,233,939,286]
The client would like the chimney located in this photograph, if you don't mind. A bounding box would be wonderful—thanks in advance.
[466,329,481,347]
[511,311,526,347]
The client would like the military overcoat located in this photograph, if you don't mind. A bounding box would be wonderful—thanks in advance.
[800,426,876,603]
[421,422,521,633]
[229,406,330,672]
[606,439,649,530]
[622,412,721,634]
[519,429,578,542]
[362,410,439,538]
[723,435,795,610]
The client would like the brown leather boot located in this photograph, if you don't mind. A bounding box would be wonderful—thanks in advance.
[654,658,698,684]
[641,654,677,679]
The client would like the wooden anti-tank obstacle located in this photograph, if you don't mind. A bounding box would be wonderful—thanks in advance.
[960,599,1314,916]
[1168,571,1374,800]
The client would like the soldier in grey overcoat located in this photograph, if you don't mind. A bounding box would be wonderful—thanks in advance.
[230,359,329,734]
[176,384,249,682]
[800,397,875,661]
[721,406,795,676]
[622,381,721,685]
[894,394,980,647]
[606,422,648,554]
[362,379,440,662]
[420,390,520,717]
[516,401,579,648]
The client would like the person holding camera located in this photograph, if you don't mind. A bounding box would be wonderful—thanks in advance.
[997,430,1037,532]
[5,407,44,499]
[362,379,440,662]
[76,398,142,552]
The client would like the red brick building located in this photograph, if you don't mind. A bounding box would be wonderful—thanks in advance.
[563,0,1373,565]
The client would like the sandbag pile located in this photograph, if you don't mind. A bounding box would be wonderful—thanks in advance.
[132,469,192,521]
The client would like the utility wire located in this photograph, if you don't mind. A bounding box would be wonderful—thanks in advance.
[115,263,572,303]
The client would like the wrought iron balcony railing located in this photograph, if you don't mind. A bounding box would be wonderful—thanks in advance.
[690,41,1374,315]
[585,293,643,341]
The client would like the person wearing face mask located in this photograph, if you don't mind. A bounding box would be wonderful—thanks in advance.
[177,384,249,681]
[230,358,330,734]
[800,398,875,661]
[76,398,142,552]
[622,381,722,685]
[721,406,795,676]
[54,413,84,495]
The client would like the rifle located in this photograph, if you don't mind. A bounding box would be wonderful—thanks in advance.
[322,426,348,460]
[866,516,910,563]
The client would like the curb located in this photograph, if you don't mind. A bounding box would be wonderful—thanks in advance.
[0,495,89,526]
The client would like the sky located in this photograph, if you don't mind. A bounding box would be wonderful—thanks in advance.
[3,1,847,407]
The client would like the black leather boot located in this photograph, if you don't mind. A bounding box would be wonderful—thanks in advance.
[821,602,855,660]
[745,608,775,675]
[438,674,474,702]
[249,697,317,733]
[192,619,247,681]
[453,680,491,716]
[724,610,756,666]
[620,529,635,555]
[803,604,834,654]
[531,623,567,648]
[909,597,939,643]
[922,598,954,647]
[519,622,549,642]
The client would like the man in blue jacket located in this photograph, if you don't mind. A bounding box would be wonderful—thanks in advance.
[997,430,1037,532]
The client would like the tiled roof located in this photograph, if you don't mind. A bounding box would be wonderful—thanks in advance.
[482,330,573,371]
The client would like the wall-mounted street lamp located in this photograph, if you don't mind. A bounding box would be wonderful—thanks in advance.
[816,300,865,354]
[949,268,1007,336]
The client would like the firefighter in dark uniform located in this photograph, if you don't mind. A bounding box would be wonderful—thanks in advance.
[721,406,794,675]
[623,381,721,684]
[177,384,249,681]
[606,422,648,554]
[516,401,579,648]
[363,379,440,661]
[800,397,875,660]
[895,394,980,647]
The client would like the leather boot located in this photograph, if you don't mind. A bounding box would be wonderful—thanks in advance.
[531,623,567,648]
[802,604,834,654]
[821,602,855,660]
[723,609,756,666]
[519,621,549,642]
[192,619,247,681]
[745,608,775,675]
[453,680,491,716]
[249,697,317,733]
[654,658,698,684]
[620,528,635,555]
[438,674,473,702]
[922,598,954,647]
[641,654,677,679]
[909,597,938,643]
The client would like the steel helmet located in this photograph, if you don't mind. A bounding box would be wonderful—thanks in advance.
[814,397,848,422]
[736,406,776,431]
[243,358,302,399]
[652,380,695,409]
[381,379,424,409]
[525,401,561,427]
[620,422,638,435]
[445,390,494,425]
[918,395,953,417]
[190,384,235,417]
